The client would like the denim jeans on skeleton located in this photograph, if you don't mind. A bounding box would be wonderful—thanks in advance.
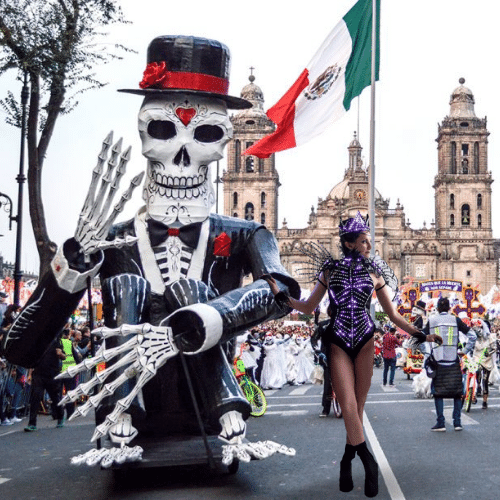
[434,397,462,427]
[383,357,397,385]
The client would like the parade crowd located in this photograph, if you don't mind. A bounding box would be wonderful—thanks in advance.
[2,308,500,430]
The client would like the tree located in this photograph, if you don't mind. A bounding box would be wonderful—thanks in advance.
[0,0,131,277]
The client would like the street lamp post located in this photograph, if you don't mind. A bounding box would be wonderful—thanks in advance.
[13,70,29,306]
[0,192,14,231]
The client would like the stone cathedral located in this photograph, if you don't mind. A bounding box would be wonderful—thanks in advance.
[223,75,498,294]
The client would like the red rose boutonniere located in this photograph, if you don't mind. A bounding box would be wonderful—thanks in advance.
[139,61,169,89]
[213,232,231,258]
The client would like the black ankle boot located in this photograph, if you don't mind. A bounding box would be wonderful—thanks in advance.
[355,441,378,497]
[339,444,355,492]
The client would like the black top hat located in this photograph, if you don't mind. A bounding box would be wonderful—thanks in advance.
[414,300,426,312]
[119,35,251,110]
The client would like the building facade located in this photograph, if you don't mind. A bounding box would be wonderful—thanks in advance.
[223,72,280,232]
[225,77,498,293]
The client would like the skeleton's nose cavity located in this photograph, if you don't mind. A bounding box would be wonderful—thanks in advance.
[174,146,190,167]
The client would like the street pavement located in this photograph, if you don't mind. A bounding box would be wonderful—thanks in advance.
[1,366,499,499]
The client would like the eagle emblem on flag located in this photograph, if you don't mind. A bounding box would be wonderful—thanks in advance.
[304,64,342,101]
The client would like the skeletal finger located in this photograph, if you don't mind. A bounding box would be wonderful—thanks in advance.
[62,350,140,407]
[90,365,157,442]
[79,132,114,225]
[89,138,122,221]
[95,235,139,251]
[96,171,144,239]
[92,324,150,339]
[96,145,131,229]
[57,336,138,379]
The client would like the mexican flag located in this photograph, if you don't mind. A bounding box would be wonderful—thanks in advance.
[244,0,380,159]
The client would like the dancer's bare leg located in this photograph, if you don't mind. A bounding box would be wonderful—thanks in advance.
[330,339,375,446]
[331,339,378,496]
[354,338,375,428]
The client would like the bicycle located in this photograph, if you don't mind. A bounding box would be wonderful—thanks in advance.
[331,388,342,418]
[461,348,487,413]
[233,354,267,417]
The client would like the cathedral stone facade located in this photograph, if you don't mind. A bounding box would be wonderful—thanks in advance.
[224,75,498,294]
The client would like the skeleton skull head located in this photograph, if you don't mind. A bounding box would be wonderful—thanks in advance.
[138,93,233,225]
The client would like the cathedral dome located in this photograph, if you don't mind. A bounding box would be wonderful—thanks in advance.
[240,72,265,112]
[328,177,382,201]
[449,77,476,118]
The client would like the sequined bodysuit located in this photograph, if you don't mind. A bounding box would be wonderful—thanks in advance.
[325,256,376,359]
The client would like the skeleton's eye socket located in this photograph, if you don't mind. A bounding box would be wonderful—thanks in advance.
[194,125,224,143]
[148,120,176,140]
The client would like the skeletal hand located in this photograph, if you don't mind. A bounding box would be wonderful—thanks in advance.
[221,440,296,465]
[217,410,295,465]
[57,322,179,442]
[71,444,144,468]
[74,132,144,256]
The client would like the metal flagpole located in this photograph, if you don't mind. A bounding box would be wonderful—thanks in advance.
[368,0,377,257]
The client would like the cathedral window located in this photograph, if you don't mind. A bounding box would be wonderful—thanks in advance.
[245,156,254,172]
[478,214,482,227]
[461,144,469,174]
[233,212,238,218]
[261,213,266,225]
[261,192,266,207]
[477,193,482,209]
[450,194,455,209]
[233,192,238,207]
[450,214,454,226]
[474,142,480,173]
[461,204,470,226]
[404,255,411,276]
[235,140,241,172]
[245,202,254,221]
[450,142,457,174]
[415,264,426,279]
[461,158,468,174]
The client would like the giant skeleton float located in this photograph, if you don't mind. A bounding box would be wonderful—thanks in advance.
[3,36,299,471]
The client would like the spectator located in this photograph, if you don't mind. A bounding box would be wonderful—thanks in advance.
[382,326,401,386]
[472,319,497,409]
[0,292,8,326]
[423,297,475,432]
[60,328,80,419]
[24,336,66,432]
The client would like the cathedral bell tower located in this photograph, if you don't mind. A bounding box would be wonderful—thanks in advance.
[223,71,280,232]
[435,78,492,234]
[434,78,495,288]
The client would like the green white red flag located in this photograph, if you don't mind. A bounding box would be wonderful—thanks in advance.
[244,0,380,159]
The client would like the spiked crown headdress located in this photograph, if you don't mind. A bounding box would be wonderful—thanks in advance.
[338,211,369,237]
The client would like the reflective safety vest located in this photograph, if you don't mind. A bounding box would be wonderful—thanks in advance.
[428,313,458,364]
[61,338,76,372]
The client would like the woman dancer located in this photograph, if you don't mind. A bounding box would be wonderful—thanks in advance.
[264,212,441,497]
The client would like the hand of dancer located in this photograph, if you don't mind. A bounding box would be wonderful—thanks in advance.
[261,274,279,295]
[426,333,443,345]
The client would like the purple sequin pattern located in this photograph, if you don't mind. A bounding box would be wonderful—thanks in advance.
[328,254,376,356]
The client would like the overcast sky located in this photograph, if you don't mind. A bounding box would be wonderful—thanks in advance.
[0,0,498,274]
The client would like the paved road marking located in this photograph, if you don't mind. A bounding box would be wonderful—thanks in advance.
[289,386,311,396]
[266,410,309,416]
[441,408,478,425]
[364,410,406,500]
[380,384,399,392]
[0,478,12,485]
[0,430,17,438]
